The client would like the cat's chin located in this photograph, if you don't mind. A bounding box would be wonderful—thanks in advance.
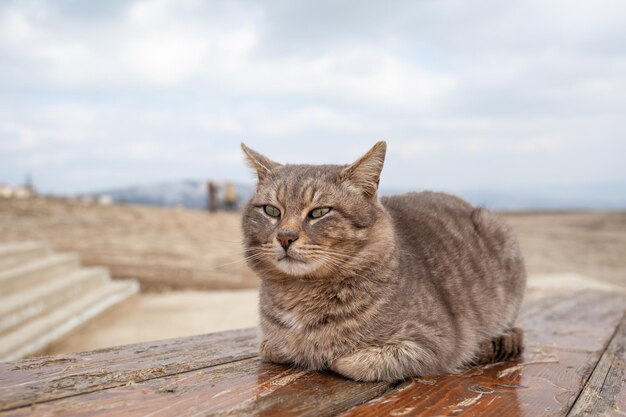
[274,257,321,277]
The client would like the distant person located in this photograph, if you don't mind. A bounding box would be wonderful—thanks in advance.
[207,181,219,212]
[223,182,238,211]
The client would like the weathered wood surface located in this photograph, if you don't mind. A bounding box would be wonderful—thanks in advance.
[568,309,626,417]
[339,289,626,417]
[1,358,396,417]
[0,328,257,411]
[0,287,624,417]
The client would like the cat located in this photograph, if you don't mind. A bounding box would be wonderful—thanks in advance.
[240,141,526,382]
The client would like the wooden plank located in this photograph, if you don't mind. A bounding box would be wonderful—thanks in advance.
[568,312,626,416]
[339,288,626,417]
[2,288,624,417]
[0,328,257,411]
[0,358,394,417]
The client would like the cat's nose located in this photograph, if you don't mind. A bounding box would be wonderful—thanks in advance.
[277,231,299,250]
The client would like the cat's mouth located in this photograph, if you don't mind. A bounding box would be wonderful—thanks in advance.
[274,253,321,276]
[277,254,305,263]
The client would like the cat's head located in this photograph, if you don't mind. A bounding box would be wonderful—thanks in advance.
[241,142,394,281]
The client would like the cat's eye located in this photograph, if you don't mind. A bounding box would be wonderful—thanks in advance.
[264,205,281,217]
[309,207,331,219]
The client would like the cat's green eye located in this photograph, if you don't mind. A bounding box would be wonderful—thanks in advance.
[310,207,331,219]
[264,205,281,217]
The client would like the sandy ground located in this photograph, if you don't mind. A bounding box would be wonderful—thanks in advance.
[3,198,625,355]
[504,211,626,288]
[40,290,259,355]
[0,198,257,291]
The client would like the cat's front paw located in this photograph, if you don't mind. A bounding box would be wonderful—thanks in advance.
[331,342,436,382]
[259,340,291,365]
[331,353,382,382]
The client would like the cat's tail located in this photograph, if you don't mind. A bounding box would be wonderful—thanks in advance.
[472,327,524,365]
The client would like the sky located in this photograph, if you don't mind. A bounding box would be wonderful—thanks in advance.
[0,0,625,195]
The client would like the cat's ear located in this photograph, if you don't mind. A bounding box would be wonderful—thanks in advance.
[341,141,387,198]
[241,143,281,182]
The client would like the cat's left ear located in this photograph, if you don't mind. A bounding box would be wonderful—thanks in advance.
[341,141,386,198]
[241,143,282,183]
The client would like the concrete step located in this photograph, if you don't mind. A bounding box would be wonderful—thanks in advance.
[0,279,139,361]
[0,267,109,335]
[0,242,50,270]
[0,253,79,296]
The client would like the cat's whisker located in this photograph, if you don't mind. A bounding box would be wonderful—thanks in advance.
[217,239,246,244]
[213,251,268,268]
[314,253,352,275]
[305,250,354,262]
[300,245,357,258]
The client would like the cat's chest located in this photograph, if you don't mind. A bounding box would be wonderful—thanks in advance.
[266,316,352,366]
[262,301,372,364]
[259,282,384,365]
[273,309,308,330]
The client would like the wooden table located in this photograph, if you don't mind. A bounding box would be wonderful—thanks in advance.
[1,281,625,416]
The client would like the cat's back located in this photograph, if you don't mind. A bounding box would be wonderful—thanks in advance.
[381,191,476,245]
[381,191,526,330]
[382,191,473,219]
[381,190,524,286]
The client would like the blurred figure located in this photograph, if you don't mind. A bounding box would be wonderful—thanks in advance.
[223,182,238,211]
[207,181,219,213]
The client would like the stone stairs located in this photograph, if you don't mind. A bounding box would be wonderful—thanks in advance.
[0,242,139,361]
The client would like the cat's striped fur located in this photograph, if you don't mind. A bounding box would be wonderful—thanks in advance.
[241,141,526,382]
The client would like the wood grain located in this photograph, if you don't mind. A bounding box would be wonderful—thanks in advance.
[0,328,257,411]
[339,288,626,417]
[0,358,394,417]
[1,288,624,417]
[568,312,626,416]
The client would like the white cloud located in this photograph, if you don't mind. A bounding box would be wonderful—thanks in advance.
[124,35,209,84]
[0,7,36,43]
[0,2,455,107]
[217,49,456,110]
[509,136,563,153]
[195,114,243,135]
[252,107,366,136]
[0,0,624,193]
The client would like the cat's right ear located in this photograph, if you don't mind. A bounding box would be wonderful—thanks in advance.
[241,143,281,183]
[341,141,387,198]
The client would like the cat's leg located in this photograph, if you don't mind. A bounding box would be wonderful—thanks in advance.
[329,341,438,382]
[472,327,524,365]
[259,340,292,365]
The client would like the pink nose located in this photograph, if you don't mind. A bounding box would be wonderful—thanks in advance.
[277,231,299,250]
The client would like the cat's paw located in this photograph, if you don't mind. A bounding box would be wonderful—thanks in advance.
[331,353,382,382]
[259,340,291,365]
[330,346,400,382]
[330,342,437,382]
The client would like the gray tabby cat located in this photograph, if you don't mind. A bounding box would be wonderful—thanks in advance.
[241,141,526,382]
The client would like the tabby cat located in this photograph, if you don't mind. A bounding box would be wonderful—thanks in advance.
[241,141,526,382]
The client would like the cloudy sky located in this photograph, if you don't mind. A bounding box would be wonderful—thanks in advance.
[0,0,625,195]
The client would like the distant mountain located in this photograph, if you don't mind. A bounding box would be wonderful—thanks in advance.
[93,180,626,211]
[95,180,255,210]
